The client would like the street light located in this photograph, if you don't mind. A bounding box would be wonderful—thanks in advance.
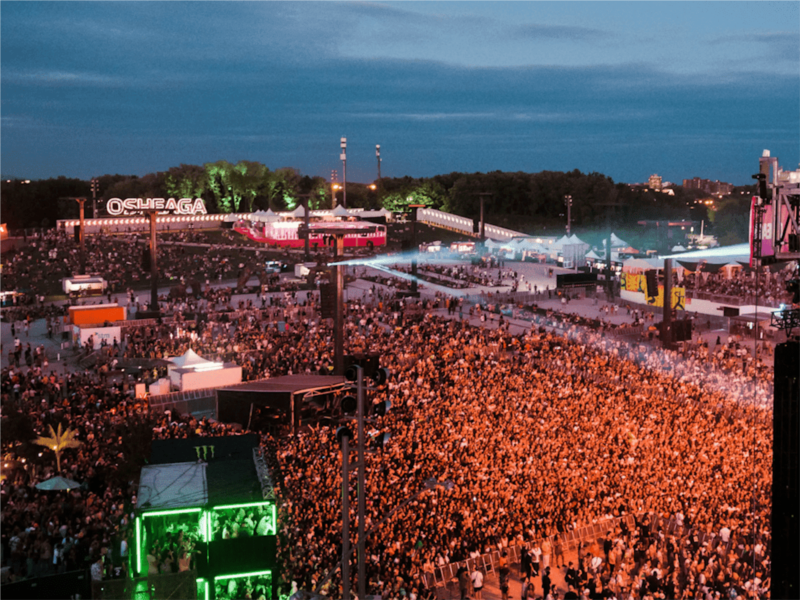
[91,178,100,219]
[565,195,572,235]
[332,183,342,209]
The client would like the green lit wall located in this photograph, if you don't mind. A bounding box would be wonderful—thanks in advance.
[134,502,276,578]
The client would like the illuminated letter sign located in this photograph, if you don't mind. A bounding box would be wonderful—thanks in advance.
[106,198,208,216]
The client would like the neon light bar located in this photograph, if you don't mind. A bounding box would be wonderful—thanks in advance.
[142,507,202,518]
[136,517,142,574]
[215,570,272,581]
[212,500,274,511]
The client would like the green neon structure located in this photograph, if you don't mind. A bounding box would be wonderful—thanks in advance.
[215,569,272,581]
[142,507,202,518]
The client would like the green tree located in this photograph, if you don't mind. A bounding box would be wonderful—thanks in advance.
[711,196,751,245]
[165,164,207,199]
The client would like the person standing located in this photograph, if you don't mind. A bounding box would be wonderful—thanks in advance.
[521,547,532,582]
[554,534,565,568]
[541,537,552,570]
[542,567,552,599]
[470,566,484,600]
[499,565,510,600]
[531,542,542,577]
[457,565,470,600]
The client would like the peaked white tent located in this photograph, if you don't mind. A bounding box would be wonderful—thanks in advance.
[331,205,350,218]
[166,349,243,392]
[168,348,213,369]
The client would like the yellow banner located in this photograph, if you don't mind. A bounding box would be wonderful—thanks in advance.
[646,286,686,309]
[622,273,646,293]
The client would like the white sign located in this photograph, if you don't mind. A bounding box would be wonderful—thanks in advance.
[106,197,207,216]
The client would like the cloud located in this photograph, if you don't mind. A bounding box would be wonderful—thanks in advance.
[510,23,610,42]
[709,30,799,62]
[3,69,126,87]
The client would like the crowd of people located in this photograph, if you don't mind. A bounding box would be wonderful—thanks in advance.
[1,228,787,600]
[679,267,793,307]
[0,228,278,299]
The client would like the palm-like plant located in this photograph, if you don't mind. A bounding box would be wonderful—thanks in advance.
[32,424,82,473]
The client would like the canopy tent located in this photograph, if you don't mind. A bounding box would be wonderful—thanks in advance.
[35,476,80,491]
[137,463,208,511]
[671,245,687,252]
[567,233,587,245]
[291,205,307,218]
[622,257,666,271]
[552,235,571,250]
[659,243,750,264]
[331,205,350,218]
[167,348,214,369]
[585,250,602,260]
[601,233,629,248]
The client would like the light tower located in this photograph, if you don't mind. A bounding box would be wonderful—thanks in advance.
[340,137,347,208]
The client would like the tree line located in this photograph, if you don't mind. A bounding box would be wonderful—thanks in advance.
[1,160,754,242]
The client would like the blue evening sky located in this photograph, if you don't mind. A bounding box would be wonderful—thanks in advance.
[1,1,798,185]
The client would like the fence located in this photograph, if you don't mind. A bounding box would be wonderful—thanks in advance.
[422,515,635,589]
[99,571,198,600]
[685,289,784,308]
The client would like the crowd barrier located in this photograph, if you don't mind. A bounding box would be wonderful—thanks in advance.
[99,571,198,600]
[421,515,635,589]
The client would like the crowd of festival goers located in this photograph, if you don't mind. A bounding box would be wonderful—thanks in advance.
[1,227,788,599]
[1,293,775,600]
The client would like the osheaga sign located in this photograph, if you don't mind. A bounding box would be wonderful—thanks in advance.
[106,198,208,216]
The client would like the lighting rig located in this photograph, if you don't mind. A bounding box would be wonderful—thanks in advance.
[748,151,800,335]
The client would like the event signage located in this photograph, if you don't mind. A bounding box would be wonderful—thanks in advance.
[106,197,207,216]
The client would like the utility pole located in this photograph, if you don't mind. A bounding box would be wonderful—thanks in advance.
[565,195,572,236]
[476,193,492,242]
[334,234,345,375]
[340,137,347,208]
[409,204,426,296]
[143,210,160,317]
[91,179,99,219]
[356,368,366,600]
[298,194,312,261]
[338,426,353,600]
[73,198,86,275]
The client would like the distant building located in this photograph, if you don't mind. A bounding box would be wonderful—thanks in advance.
[648,174,663,191]
[682,177,734,196]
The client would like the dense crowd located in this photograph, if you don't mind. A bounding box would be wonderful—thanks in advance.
[679,268,792,306]
[0,229,276,298]
[1,237,782,600]
[274,311,772,600]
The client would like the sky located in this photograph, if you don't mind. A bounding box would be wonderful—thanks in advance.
[1,1,798,186]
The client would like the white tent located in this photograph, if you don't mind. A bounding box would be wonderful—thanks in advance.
[331,205,350,218]
[168,348,213,369]
[567,234,586,245]
[602,233,629,248]
[292,205,307,218]
[553,235,571,250]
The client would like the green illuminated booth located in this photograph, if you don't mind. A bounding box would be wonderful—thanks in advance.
[133,435,277,600]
